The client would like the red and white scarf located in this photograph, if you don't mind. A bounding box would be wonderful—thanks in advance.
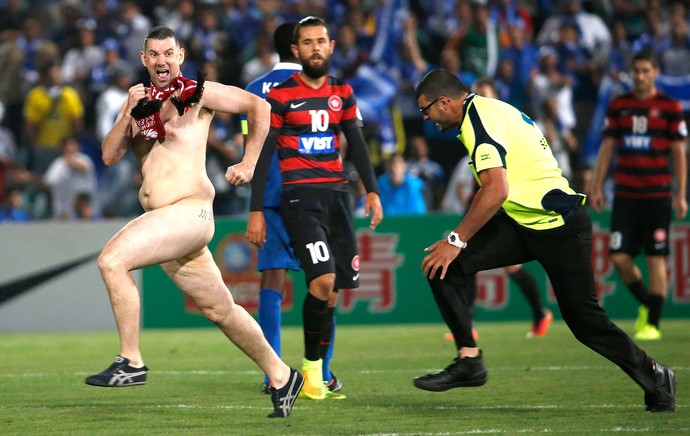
[131,74,204,139]
[149,75,198,102]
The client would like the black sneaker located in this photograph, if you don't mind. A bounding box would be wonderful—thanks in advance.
[645,362,676,412]
[413,352,487,392]
[325,372,343,393]
[260,382,272,395]
[85,355,148,387]
[267,368,304,418]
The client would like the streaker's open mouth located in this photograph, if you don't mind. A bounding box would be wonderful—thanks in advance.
[156,68,170,82]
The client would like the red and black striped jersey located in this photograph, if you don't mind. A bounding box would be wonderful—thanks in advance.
[603,91,687,199]
[264,73,363,189]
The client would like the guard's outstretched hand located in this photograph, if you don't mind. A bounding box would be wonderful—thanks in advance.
[422,240,461,280]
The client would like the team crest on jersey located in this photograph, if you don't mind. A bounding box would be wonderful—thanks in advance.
[328,95,342,112]
[679,120,688,136]
[351,255,360,272]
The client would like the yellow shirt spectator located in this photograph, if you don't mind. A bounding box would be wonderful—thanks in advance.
[24,85,84,149]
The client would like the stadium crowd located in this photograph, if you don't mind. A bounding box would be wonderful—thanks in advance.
[0,0,689,222]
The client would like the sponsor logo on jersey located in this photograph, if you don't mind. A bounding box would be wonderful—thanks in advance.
[298,133,335,154]
[623,134,651,150]
[290,101,307,109]
[328,95,342,112]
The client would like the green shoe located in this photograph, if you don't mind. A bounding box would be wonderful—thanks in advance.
[634,324,661,341]
[324,389,347,399]
[634,305,649,333]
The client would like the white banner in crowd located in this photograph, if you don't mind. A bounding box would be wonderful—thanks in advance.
[0,220,137,331]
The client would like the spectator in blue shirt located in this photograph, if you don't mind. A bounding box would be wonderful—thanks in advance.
[378,153,426,216]
[0,187,31,222]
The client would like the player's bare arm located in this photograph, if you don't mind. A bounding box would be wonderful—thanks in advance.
[200,81,270,185]
[589,136,615,211]
[102,83,150,165]
[246,211,267,248]
[364,192,383,230]
[671,139,688,219]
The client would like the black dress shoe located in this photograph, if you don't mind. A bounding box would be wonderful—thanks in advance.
[413,351,488,392]
[645,362,676,413]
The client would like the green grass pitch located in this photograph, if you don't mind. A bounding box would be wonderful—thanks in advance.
[1,320,688,435]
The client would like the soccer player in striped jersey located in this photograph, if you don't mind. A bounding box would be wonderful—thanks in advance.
[251,16,383,400]
[590,50,688,341]
[242,21,340,395]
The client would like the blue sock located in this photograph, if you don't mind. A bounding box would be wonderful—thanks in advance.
[259,289,282,383]
[322,315,336,383]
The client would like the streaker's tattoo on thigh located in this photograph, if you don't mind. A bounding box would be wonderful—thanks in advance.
[198,208,212,220]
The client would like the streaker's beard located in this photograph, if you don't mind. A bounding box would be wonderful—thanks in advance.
[302,56,331,79]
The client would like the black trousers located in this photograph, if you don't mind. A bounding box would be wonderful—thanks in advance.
[427,206,656,393]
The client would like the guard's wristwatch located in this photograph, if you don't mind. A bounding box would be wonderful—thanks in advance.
[447,231,467,249]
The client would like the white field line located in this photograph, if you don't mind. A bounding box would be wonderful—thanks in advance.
[0,401,686,434]
[0,402,677,412]
[361,428,690,435]
[0,403,263,411]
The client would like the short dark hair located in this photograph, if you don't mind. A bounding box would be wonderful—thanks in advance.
[75,192,92,205]
[631,49,659,69]
[294,16,328,43]
[144,26,180,51]
[415,69,469,101]
[38,59,58,78]
[275,21,298,61]
[474,76,496,91]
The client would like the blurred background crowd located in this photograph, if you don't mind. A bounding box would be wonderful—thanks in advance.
[1,0,690,222]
